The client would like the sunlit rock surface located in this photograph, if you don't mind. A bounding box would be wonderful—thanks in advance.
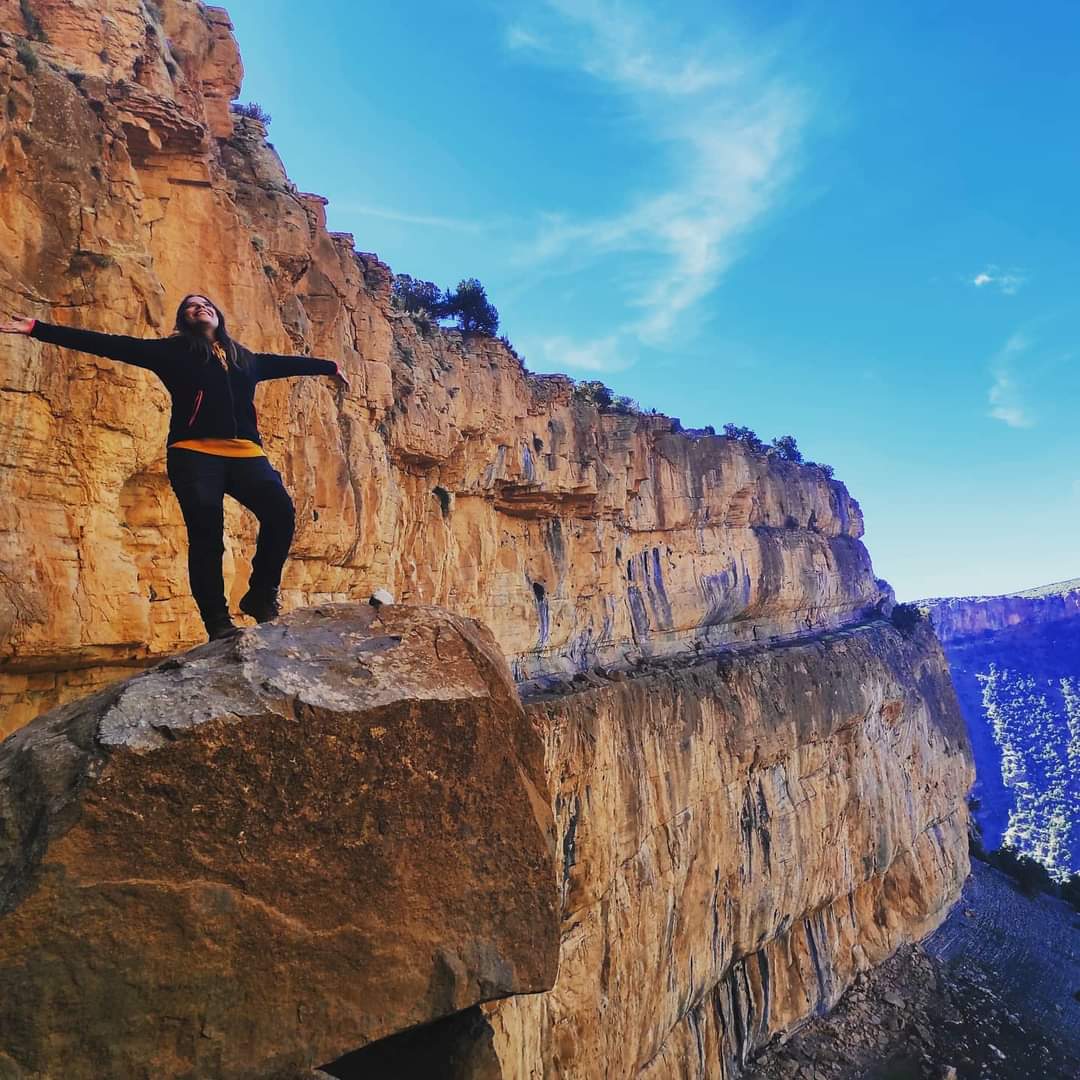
[0,604,558,1079]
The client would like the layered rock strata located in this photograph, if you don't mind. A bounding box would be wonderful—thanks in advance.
[0,609,973,1080]
[0,604,559,1079]
[926,580,1080,642]
[0,1,885,733]
[483,619,972,1078]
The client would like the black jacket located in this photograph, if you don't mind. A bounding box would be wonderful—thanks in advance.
[29,320,338,447]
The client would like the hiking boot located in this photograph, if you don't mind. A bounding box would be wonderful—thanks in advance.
[205,615,241,642]
[239,587,281,623]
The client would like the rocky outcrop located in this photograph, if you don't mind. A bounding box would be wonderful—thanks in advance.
[926,580,1080,642]
[0,604,558,1079]
[0,1,885,734]
[0,608,971,1079]
[925,581,1080,877]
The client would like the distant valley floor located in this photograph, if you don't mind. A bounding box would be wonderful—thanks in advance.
[747,862,1080,1079]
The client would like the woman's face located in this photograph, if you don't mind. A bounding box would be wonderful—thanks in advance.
[182,295,220,332]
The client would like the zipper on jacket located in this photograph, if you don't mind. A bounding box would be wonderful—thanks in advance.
[187,390,204,427]
[225,367,238,437]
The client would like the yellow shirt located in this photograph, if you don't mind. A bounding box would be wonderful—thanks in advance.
[168,438,266,458]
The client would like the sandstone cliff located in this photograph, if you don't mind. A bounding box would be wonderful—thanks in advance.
[925,580,1080,878]
[0,4,974,1078]
[483,618,970,1078]
[0,0,885,734]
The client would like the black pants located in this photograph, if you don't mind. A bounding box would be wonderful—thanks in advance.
[166,448,295,626]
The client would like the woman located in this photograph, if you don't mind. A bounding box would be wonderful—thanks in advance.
[0,295,350,641]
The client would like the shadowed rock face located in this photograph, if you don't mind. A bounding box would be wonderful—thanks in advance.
[484,620,973,1078]
[0,605,558,1079]
[0,1,886,732]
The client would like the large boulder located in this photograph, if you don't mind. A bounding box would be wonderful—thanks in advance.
[0,604,558,1079]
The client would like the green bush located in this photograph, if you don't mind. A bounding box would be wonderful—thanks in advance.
[392,275,443,315]
[20,0,47,42]
[390,274,500,336]
[232,101,272,126]
[15,40,39,73]
[890,602,925,634]
[769,434,803,463]
[573,380,614,409]
[441,277,499,335]
[721,424,766,454]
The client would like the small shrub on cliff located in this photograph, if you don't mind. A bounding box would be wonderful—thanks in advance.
[806,461,835,479]
[768,434,804,464]
[392,275,444,316]
[497,334,524,362]
[232,101,272,126]
[15,40,39,74]
[20,0,48,42]
[570,381,641,414]
[441,278,499,336]
[573,380,614,409]
[721,424,767,454]
[390,274,501,337]
[890,602,927,635]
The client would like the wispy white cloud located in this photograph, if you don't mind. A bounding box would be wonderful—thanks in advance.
[502,0,808,363]
[971,265,1027,295]
[505,24,548,52]
[333,203,487,233]
[988,331,1035,428]
[526,333,628,373]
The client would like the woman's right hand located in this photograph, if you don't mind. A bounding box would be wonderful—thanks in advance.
[0,316,35,335]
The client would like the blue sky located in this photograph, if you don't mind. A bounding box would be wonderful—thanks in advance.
[223,0,1080,601]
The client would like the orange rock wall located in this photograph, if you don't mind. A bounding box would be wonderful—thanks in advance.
[0,1,886,734]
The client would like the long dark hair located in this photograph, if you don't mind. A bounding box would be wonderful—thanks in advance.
[173,293,245,369]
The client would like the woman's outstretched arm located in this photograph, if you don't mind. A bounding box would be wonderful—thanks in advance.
[0,315,168,372]
[253,350,350,391]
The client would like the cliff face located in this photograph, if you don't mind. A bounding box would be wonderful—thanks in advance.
[485,620,971,1078]
[0,0,885,734]
[926,581,1080,642]
[925,582,1080,878]
[0,4,975,1078]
